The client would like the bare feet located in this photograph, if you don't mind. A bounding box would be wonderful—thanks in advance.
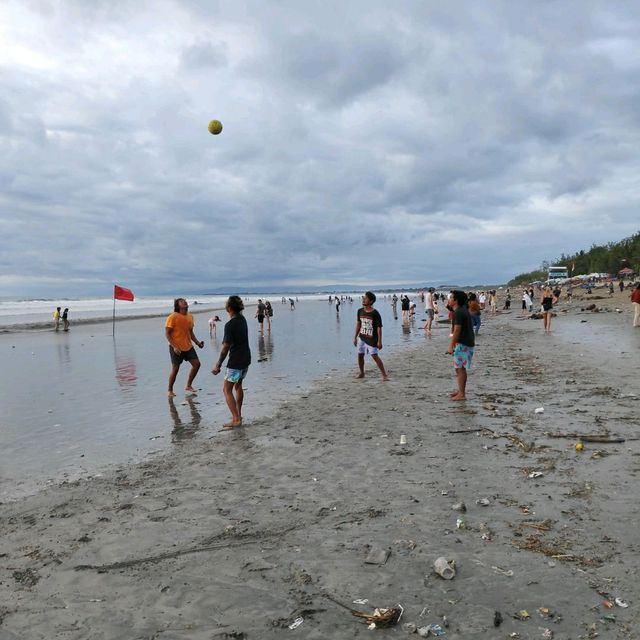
[449,390,459,397]
[167,391,176,397]
[223,420,242,429]
[382,375,390,382]
[450,393,466,401]
[354,372,364,379]
[185,386,198,394]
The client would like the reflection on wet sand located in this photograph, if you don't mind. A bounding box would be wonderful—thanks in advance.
[114,345,138,390]
[257,333,274,363]
[168,396,202,442]
[56,341,71,365]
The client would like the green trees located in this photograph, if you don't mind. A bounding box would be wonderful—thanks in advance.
[508,231,640,286]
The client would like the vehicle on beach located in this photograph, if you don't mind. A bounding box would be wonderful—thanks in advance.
[547,265,569,283]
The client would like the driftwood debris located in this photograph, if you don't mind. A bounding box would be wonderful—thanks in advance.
[545,433,625,444]
[323,594,403,628]
[449,427,495,435]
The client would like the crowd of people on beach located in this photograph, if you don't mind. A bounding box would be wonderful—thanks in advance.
[159,278,640,429]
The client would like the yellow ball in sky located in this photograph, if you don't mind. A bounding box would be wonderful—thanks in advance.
[208,120,223,135]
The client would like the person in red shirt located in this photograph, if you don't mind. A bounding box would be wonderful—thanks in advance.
[631,283,640,328]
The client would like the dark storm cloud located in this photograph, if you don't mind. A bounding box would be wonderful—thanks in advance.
[1,0,639,295]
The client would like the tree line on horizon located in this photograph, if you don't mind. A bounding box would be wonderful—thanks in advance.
[508,230,640,286]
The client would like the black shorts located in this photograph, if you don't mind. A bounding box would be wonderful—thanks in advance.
[170,346,198,366]
[521,300,527,309]
[257,315,265,323]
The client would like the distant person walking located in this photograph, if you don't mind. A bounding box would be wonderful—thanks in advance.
[446,290,475,401]
[264,301,273,331]
[423,287,435,333]
[401,295,410,323]
[631,283,640,328]
[468,292,481,335]
[165,298,204,397]
[255,299,266,334]
[522,290,533,315]
[212,296,251,428]
[289,298,295,310]
[53,306,61,331]
[353,291,389,381]
[62,308,70,332]
[541,286,555,333]
[208,315,221,338]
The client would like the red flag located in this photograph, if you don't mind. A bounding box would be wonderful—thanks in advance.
[114,284,134,301]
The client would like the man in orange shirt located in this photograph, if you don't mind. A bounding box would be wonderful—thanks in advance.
[165,298,205,397]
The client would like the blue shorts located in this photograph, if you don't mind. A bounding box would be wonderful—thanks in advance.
[224,367,248,383]
[453,344,474,369]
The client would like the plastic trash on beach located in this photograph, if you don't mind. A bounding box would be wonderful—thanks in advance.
[542,629,554,639]
[288,616,304,629]
[364,548,390,565]
[534,407,544,414]
[492,565,514,577]
[433,556,456,580]
[476,497,490,506]
[514,610,530,620]
[528,471,544,479]
[417,623,446,636]
[456,517,466,529]
[353,604,404,629]
[615,597,629,608]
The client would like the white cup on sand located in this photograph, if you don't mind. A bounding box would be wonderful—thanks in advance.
[434,557,456,580]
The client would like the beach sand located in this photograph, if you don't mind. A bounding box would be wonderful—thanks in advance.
[1,295,639,639]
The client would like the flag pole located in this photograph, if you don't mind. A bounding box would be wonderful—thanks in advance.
[112,287,116,337]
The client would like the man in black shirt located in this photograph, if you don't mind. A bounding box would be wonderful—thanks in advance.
[446,290,475,401]
[353,291,389,381]
[212,296,251,428]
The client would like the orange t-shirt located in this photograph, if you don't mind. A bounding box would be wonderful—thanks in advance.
[165,312,194,351]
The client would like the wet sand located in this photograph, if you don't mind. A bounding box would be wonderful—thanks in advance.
[1,296,639,639]
[0,299,422,498]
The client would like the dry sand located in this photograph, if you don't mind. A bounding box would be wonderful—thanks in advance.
[1,290,639,639]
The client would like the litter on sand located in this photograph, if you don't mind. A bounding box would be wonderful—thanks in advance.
[355,605,404,629]
[288,617,304,630]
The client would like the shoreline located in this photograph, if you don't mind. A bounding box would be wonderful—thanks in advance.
[1,309,638,638]
[0,304,231,334]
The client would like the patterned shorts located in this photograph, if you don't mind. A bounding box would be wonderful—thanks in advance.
[224,367,248,383]
[356,337,379,355]
[453,344,474,369]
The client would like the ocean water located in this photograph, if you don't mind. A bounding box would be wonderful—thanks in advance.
[0,293,327,328]
[0,297,430,498]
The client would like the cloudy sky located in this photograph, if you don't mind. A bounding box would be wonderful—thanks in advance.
[2,1,639,296]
